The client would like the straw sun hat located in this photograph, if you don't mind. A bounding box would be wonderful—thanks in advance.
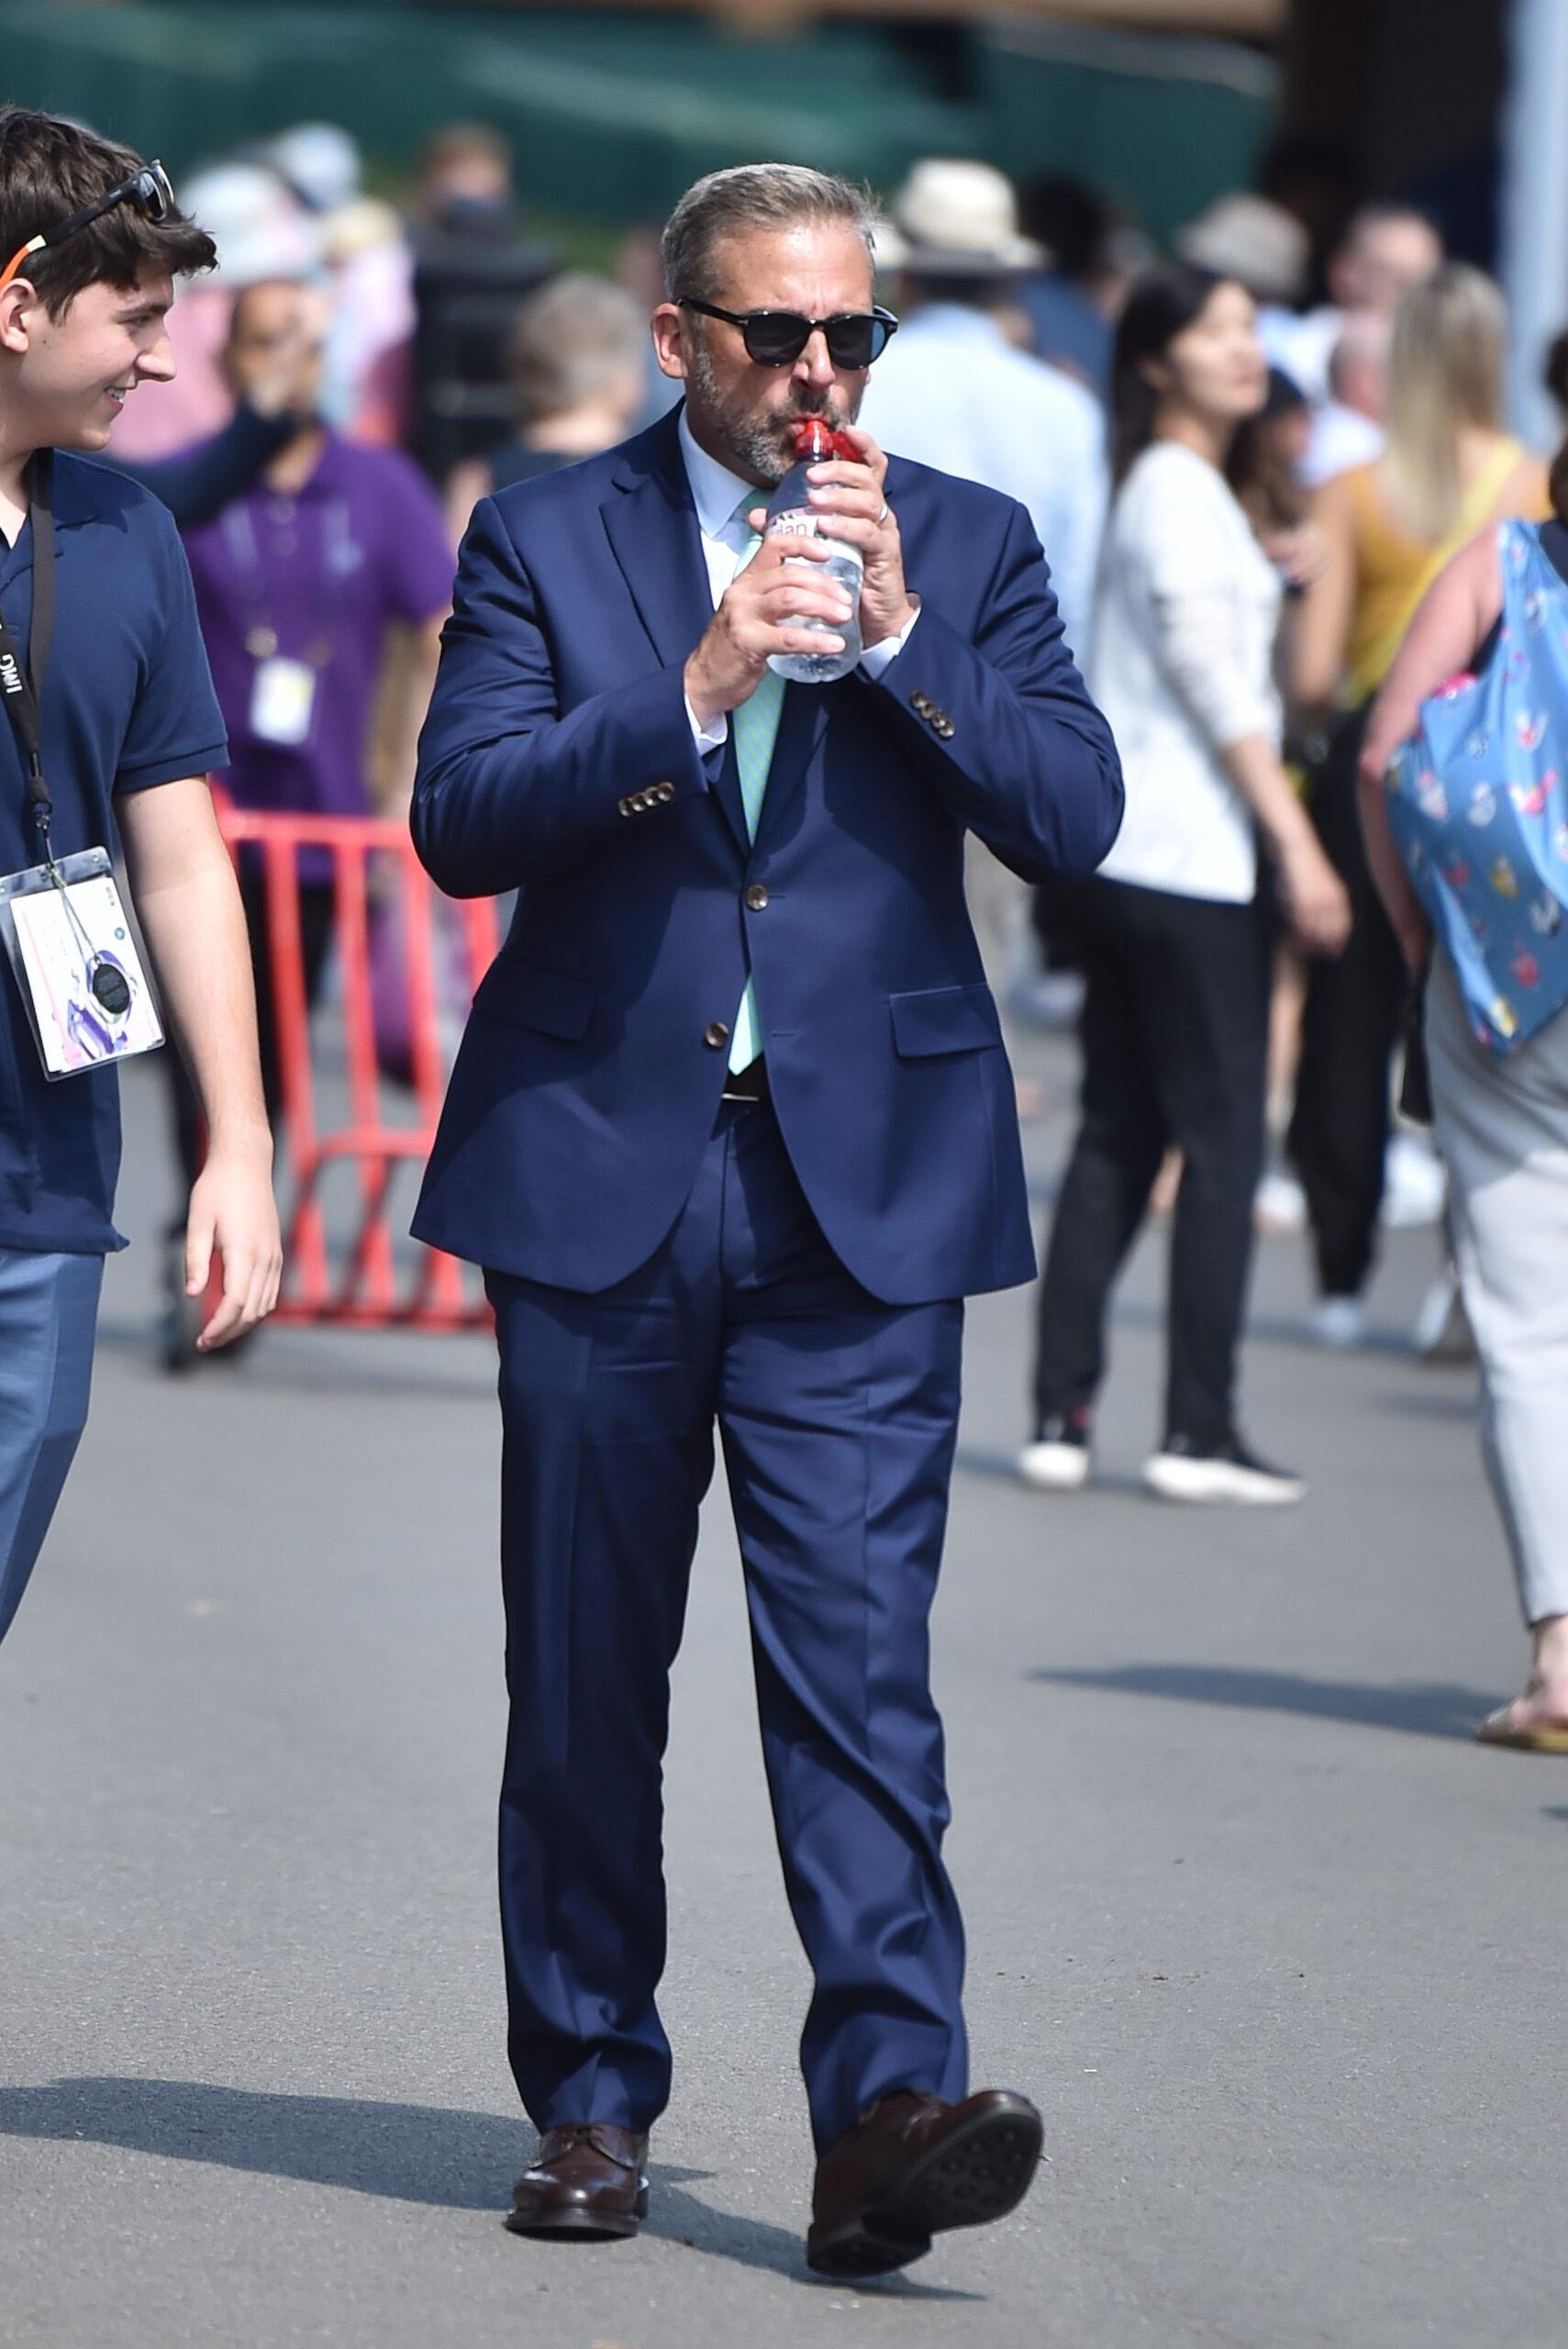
[877,159,1043,278]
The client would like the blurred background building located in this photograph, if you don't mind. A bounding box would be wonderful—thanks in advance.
[9,3,1559,435]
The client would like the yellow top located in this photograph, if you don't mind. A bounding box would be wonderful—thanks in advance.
[1343,439,1547,702]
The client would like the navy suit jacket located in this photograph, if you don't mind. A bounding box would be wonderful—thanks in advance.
[411,406,1122,1305]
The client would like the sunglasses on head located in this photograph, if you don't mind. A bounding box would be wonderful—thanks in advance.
[679,297,898,370]
[0,160,175,296]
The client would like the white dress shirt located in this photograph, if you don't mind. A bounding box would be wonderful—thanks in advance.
[856,304,1106,656]
[677,409,916,751]
[1092,441,1283,905]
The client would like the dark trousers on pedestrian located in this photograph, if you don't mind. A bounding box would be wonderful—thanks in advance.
[1288,709,1407,1299]
[0,1248,104,1648]
[168,869,337,1197]
[1031,876,1271,1450]
[485,1095,969,2155]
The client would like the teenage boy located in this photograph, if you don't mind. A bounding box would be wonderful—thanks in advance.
[0,106,281,1649]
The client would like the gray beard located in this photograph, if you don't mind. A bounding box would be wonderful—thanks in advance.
[686,333,862,486]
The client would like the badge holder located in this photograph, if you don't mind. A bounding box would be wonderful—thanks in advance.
[0,848,162,1078]
[249,652,317,746]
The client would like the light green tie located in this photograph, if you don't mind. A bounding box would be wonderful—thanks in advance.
[727,517,784,1072]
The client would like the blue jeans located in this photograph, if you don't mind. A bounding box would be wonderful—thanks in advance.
[0,1249,104,1649]
[486,1097,969,2153]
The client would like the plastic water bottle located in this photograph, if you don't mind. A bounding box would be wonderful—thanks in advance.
[765,417,863,685]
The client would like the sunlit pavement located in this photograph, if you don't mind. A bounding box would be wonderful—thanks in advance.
[2,1041,1562,2349]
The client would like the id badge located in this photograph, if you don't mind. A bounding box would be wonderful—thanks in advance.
[250,654,317,746]
[0,847,163,1079]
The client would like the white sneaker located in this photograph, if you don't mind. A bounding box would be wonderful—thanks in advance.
[1018,1417,1091,1491]
[1309,1295,1368,1349]
[1254,1171,1307,1233]
[1382,1134,1447,1229]
[1143,1435,1305,1507]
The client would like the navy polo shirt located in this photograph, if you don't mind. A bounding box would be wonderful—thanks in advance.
[0,451,227,1255]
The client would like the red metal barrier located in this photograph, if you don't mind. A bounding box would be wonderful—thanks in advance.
[215,799,500,1330]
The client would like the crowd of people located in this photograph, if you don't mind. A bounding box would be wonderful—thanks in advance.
[919,154,1567,1753]
[6,89,1568,2279]
[36,106,1566,1732]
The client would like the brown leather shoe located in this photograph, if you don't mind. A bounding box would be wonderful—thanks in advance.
[806,2088,1043,2277]
[505,2123,650,2241]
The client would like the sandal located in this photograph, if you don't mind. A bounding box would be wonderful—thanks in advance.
[1476,1705,1568,1753]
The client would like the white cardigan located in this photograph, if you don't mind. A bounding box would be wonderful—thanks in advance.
[1090,441,1283,905]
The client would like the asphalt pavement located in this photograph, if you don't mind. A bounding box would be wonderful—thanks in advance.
[3,1038,1566,2349]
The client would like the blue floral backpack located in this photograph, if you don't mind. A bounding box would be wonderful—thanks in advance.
[1385,519,1568,1053]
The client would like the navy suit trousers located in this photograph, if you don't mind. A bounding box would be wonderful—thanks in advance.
[486,1097,969,2152]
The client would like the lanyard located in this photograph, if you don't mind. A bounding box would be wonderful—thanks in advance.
[221,490,350,668]
[0,453,126,1009]
[0,450,58,852]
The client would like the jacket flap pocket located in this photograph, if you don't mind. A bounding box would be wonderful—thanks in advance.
[477,964,596,1041]
[889,983,1000,1058]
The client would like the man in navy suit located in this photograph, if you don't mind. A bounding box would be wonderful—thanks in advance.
[412,163,1122,2276]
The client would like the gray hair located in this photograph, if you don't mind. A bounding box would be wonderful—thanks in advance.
[661,162,877,303]
[506,271,647,424]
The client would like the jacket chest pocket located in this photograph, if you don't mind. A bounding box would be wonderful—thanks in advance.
[888,984,1000,1058]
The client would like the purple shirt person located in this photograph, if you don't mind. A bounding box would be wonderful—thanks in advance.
[163,281,453,1362]
[183,283,452,828]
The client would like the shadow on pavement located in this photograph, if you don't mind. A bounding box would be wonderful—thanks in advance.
[642,2187,981,2300]
[1029,1664,1499,1741]
[0,2079,976,2297]
[0,2077,528,2210]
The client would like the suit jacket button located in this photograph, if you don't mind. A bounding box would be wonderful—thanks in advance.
[936,718,955,739]
[704,1020,731,1050]
[656,780,674,802]
[617,796,633,816]
[744,884,769,911]
[911,690,931,715]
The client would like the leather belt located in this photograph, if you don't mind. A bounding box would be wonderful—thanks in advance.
[721,1056,770,1105]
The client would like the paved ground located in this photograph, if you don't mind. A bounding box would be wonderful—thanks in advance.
[4,1041,1567,2349]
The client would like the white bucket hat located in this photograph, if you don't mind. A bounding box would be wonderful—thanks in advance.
[878,159,1043,278]
[1175,194,1308,307]
[179,161,322,287]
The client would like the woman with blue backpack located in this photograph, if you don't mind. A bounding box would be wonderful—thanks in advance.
[1361,451,1568,1752]
[1291,266,1546,1348]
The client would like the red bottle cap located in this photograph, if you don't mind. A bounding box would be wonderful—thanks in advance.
[790,417,839,462]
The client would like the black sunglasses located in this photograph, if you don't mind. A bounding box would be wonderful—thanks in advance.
[0,161,175,295]
[680,297,898,370]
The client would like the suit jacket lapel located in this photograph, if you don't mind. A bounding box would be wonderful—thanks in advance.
[601,418,750,853]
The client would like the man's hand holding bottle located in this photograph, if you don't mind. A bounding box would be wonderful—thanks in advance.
[684,424,915,725]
